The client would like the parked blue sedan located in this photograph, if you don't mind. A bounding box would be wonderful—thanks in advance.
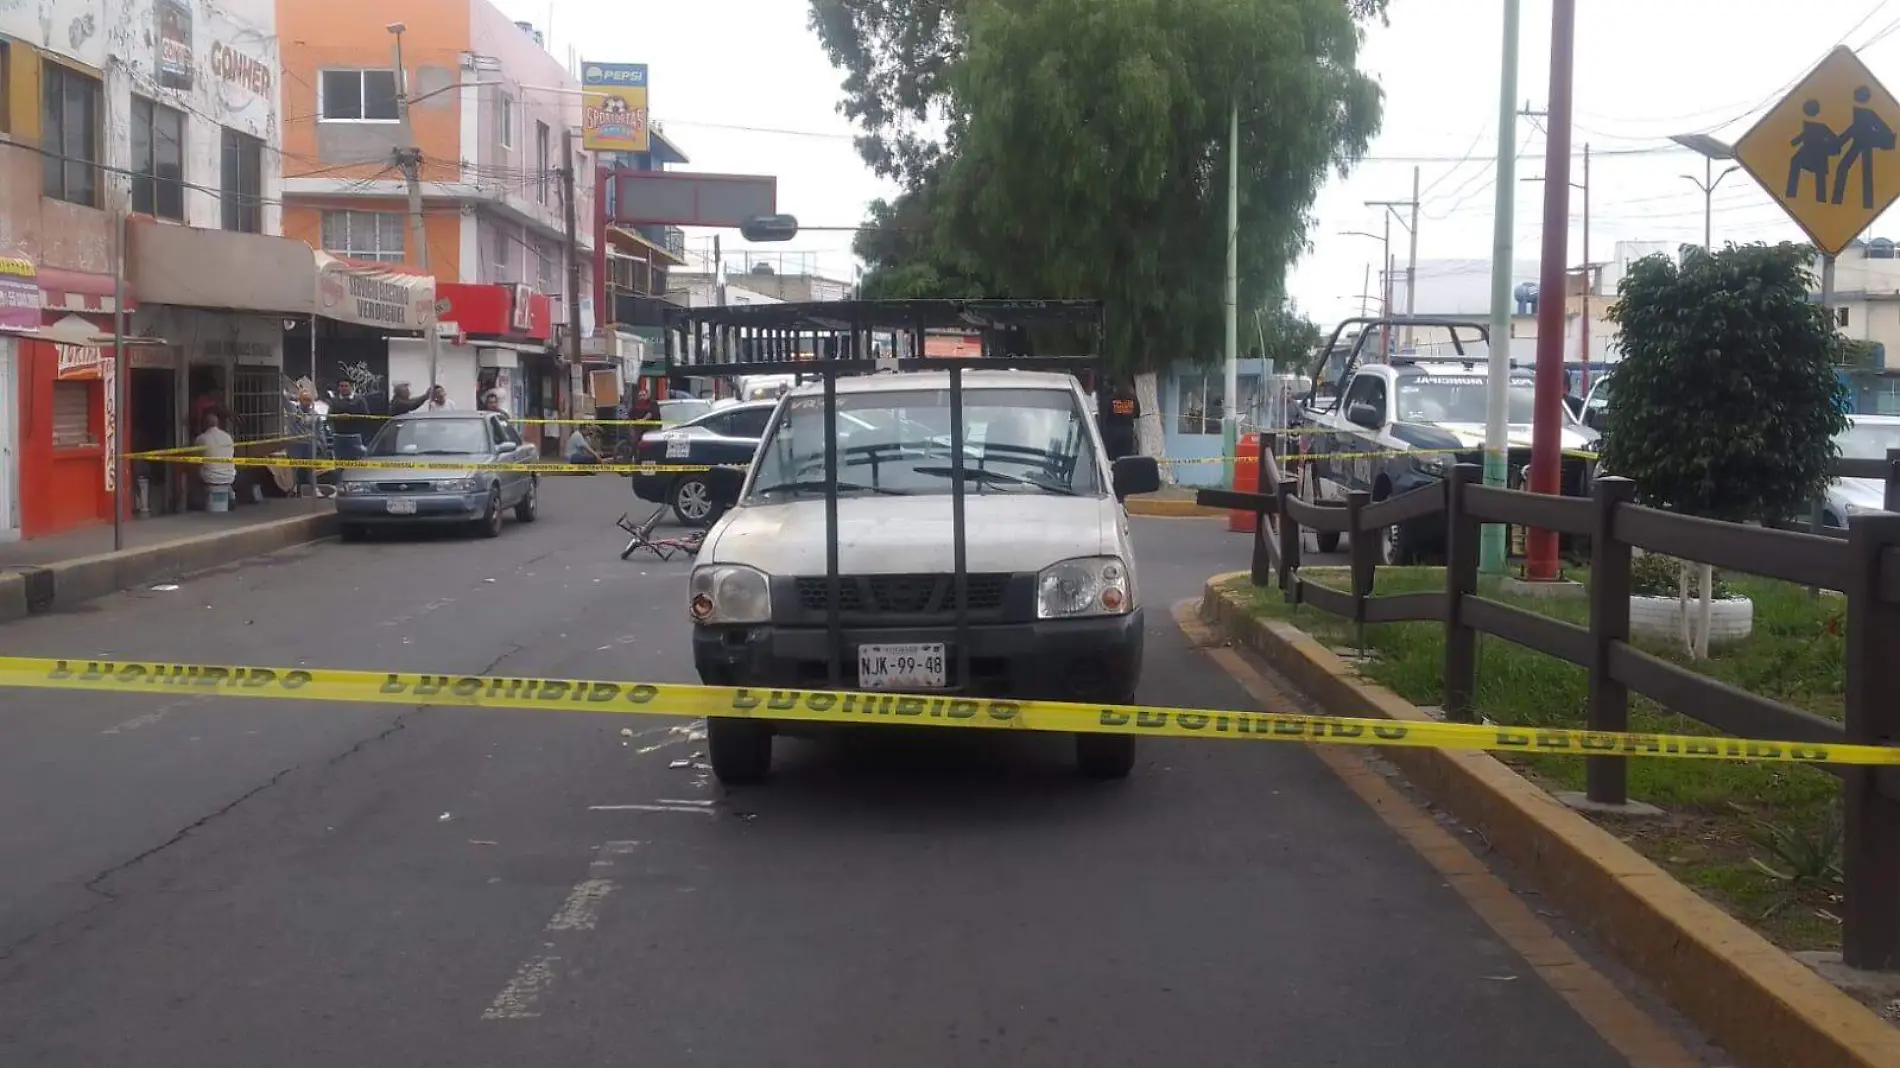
[333,410,540,541]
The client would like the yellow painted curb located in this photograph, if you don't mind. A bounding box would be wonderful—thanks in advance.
[1199,572,1900,1068]
[1124,497,1226,518]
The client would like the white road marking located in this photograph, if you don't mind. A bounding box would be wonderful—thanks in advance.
[654,799,713,806]
[100,696,207,735]
[481,954,559,1020]
[588,803,716,816]
[546,879,613,931]
[482,842,639,1022]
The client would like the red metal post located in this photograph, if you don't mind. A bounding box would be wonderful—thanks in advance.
[1527,0,1576,581]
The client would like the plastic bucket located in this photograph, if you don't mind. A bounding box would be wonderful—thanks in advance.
[207,485,232,513]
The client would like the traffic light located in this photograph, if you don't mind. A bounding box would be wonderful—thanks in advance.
[740,214,799,242]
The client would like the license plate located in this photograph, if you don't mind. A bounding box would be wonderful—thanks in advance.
[856,642,947,691]
[385,498,418,515]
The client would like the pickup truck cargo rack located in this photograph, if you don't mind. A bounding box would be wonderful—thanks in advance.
[662,299,1108,690]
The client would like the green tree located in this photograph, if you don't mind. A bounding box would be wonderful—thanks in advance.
[810,0,1387,372]
[1256,300,1323,371]
[1603,243,1848,524]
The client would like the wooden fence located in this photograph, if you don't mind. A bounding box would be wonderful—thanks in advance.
[1198,438,1900,971]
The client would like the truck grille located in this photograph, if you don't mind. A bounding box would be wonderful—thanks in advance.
[795,574,1010,614]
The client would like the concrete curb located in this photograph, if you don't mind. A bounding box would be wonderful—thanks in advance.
[1200,571,1900,1068]
[1125,497,1225,518]
[0,512,338,625]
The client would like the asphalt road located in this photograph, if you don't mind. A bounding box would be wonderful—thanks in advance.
[0,478,1680,1066]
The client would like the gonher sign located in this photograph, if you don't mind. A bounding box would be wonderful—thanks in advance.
[581,62,649,154]
[1734,46,1900,257]
[314,254,437,332]
[210,41,273,97]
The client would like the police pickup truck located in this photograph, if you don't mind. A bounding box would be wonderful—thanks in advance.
[1299,357,1600,564]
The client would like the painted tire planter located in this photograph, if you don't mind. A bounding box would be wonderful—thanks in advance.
[1628,593,1755,647]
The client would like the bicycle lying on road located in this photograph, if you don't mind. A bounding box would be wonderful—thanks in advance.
[616,506,707,561]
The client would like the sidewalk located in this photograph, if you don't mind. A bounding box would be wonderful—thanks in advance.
[0,497,336,622]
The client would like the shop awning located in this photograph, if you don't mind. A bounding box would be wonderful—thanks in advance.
[314,252,438,332]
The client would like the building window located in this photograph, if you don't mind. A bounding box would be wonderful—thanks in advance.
[52,381,97,448]
[320,210,406,263]
[1176,374,1226,435]
[220,127,263,233]
[42,62,102,206]
[130,96,186,221]
[318,69,400,122]
[537,241,556,294]
[492,224,513,282]
[230,368,283,441]
[536,121,550,203]
[0,41,12,134]
[498,92,513,149]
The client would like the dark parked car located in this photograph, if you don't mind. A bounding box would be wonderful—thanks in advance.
[632,400,778,525]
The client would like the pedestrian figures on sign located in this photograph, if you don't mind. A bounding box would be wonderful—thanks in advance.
[1784,88,1896,208]
[1788,100,1838,203]
[1833,86,1896,209]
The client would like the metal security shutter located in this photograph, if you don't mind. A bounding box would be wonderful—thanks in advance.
[51,380,95,448]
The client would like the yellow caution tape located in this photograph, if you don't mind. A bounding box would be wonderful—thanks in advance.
[129,435,310,459]
[130,454,734,475]
[1,656,1890,767]
[1160,447,1602,465]
[343,413,660,427]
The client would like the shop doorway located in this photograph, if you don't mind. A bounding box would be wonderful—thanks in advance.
[0,345,17,541]
[130,366,178,515]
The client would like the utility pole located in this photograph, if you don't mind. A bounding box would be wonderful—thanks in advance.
[1481,0,1522,576]
[1580,142,1591,391]
[561,127,582,374]
[1368,173,1420,351]
[389,23,440,391]
[1223,100,1240,482]
[1526,0,1577,584]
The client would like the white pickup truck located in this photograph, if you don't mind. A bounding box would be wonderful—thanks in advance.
[688,368,1162,784]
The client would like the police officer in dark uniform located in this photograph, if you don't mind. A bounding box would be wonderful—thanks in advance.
[1099,378,1141,461]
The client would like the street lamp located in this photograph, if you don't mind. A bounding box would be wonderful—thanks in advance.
[1340,228,1392,357]
[1671,132,1739,250]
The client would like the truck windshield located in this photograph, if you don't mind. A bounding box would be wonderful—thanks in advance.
[747,386,1101,499]
[1839,420,1900,460]
[1396,377,1539,425]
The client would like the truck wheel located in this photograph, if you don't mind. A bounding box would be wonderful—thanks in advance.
[1076,733,1136,780]
[708,718,773,785]
[1379,520,1418,566]
[1305,466,1341,553]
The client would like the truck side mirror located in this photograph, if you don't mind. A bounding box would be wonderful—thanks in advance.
[1346,401,1384,429]
[1111,455,1161,499]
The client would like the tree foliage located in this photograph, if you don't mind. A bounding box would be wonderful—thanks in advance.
[810,0,1386,374]
[1255,300,1323,371]
[1602,244,1849,523]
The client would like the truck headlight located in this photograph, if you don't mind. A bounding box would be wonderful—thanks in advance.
[433,477,480,492]
[1413,453,1447,476]
[690,565,772,624]
[1036,556,1131,619]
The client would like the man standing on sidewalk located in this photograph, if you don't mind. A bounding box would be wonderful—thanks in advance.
[1099,378,1142,461]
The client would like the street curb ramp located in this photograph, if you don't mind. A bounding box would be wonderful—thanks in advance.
[1200,571,1900,1068]
[0,512,338,624]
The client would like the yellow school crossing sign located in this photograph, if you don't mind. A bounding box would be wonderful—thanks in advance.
[1734,46,1900,257]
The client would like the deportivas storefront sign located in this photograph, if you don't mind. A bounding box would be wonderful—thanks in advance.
[314,252,437,332]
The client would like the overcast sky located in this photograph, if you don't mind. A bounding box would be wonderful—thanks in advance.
[500,0,1900,321]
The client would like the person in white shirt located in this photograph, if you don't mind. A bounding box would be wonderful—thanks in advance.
[566,427,602,465]
[420,384,456,411]
[195,413,237,491]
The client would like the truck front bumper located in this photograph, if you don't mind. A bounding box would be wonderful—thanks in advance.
[694,610,1145,705]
